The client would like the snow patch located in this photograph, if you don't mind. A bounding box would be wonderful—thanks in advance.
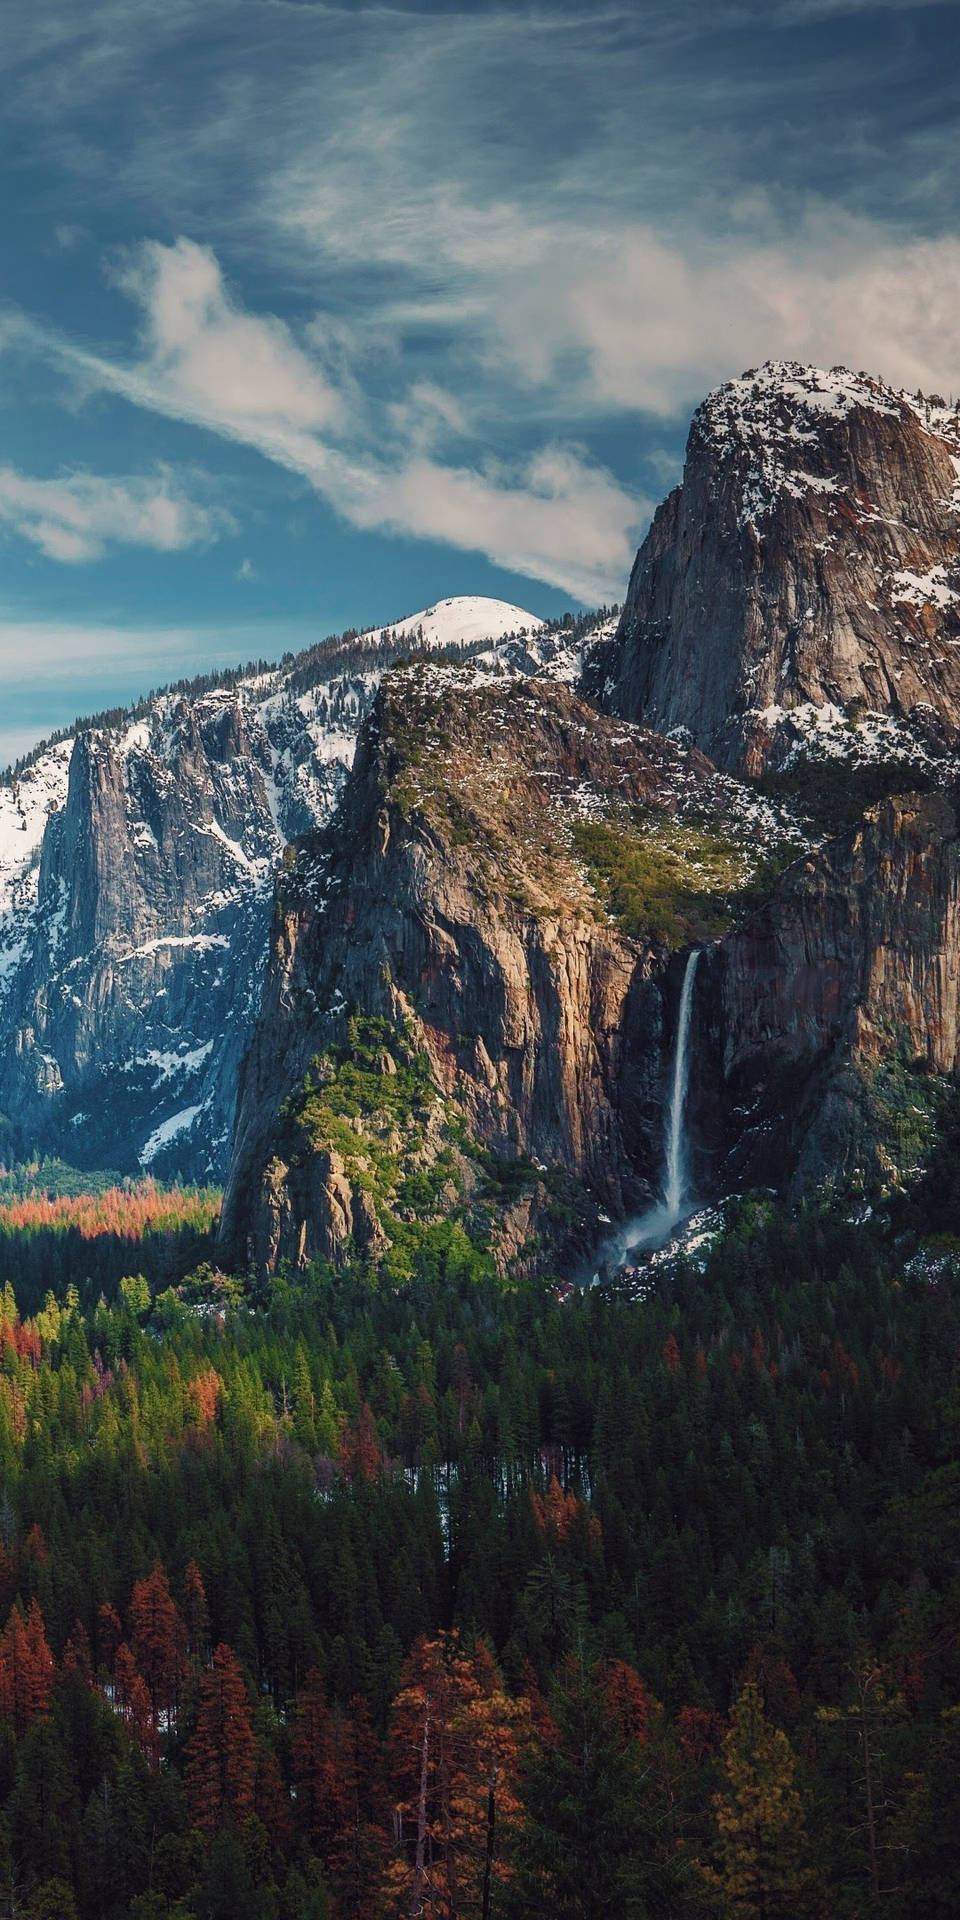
[891,566,960,612]
[139,1104,203,1165]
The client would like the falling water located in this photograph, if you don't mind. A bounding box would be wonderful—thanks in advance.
[663,947,700,1222]
[593,947,701,1274]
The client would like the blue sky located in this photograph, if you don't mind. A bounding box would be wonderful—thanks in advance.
[1,0,959,765]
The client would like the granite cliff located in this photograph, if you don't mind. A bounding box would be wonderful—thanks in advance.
[9,360,960,1259]
[583,362,960,774]
[217,663,796,1274]
[220,365,960,1273]
[696,787,960,1196]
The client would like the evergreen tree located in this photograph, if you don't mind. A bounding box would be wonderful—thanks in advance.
[185,1644,257,1836]
[704,1681,821,1918]
[505,1652,685,1920]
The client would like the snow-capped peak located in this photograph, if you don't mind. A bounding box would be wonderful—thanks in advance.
[357,595,545,651]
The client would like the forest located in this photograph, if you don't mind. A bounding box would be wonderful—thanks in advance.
[0,1137,954,1919]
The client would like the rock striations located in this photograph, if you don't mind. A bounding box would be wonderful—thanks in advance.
[10,361,960,1258]
[700,789,960,1193]
[583,362,960,774]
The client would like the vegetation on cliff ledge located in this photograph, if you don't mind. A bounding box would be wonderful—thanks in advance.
[572,812,789,948]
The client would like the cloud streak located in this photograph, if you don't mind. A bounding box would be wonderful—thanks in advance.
[10,239,645,599]
[2,2,959,606]
[0,462,232,563]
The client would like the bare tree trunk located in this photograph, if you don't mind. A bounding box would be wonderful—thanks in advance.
[857,1666,882,1902]
[411,1698,432,1919]
[481,1766,498,1920]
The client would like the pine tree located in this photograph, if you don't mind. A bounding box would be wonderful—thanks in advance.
[705,1681,821,1918]
[291,1668,338,1856]
[129,1562,186,1729]
[185,1643,257,1836]
[182,1560,211,1671]
[385,1631,525,1919]
[0,1599,54,1736]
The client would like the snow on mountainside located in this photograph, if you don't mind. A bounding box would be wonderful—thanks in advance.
[0,742,74,994]
[0,597,600,1177]
[365,595,546,650]
[698,361,960,535]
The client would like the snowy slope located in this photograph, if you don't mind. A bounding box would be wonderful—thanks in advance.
[363,595,544,650]
[0,740,73,1000]
[697,360,960,534]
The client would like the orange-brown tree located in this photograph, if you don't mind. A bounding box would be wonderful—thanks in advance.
[185,1642,257,1837]
[384,1630,525,1919]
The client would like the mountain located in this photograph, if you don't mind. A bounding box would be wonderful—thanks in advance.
[221,365,960,1272]
[0,598,597,1178]
[216,660,800,1275]
[8,358,960,1242]
[582,362,960,774]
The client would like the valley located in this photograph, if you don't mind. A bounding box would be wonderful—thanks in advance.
[0,362,959,1918]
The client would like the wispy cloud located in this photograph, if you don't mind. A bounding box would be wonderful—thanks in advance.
[0,462,233,563]
[2,0,958,605]
[12,194,960,597]
[8,239,645,599]
[113,236,347,434]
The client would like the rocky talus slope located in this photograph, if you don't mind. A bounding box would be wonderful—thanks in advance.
[0,599,588,1176]
[218,664,793,1275]
[583,362,960,774]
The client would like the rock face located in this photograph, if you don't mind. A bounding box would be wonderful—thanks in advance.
[0,698,307,1178]
[699,788,960,1190]
[583,363,960,773]
[218,667,727,1274]
[0,599,585,1176]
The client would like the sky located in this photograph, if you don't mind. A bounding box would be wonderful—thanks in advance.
[1,0,959,767]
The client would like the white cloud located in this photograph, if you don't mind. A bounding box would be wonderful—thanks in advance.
[349,447,648,606]
[543,216,960,414]
[2,1,959,606]
[0,464,233,563]
[53,222,88,250]
[19,206,960,599]
[278,177,960,418]
[116,237,345,431]
[14,239,642,599]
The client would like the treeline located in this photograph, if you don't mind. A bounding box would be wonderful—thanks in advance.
[0,1181,219,1317]
[2,605,612,785]
[0,1161,124,1204]
[0,1189,951,1912]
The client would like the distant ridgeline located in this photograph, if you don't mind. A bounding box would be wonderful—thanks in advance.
[0,1171,219,1314]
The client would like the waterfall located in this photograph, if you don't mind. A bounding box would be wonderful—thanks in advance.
[592,947,701,1276]
[663,947,700,1221]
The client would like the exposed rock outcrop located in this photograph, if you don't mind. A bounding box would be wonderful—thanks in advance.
[583,363,960,773]
[218,667,737,1274]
